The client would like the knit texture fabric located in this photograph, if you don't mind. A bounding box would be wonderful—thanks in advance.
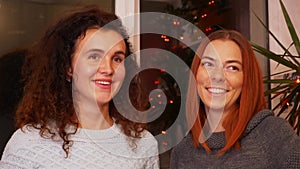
[171,109,300,169]
[0,123,159,169]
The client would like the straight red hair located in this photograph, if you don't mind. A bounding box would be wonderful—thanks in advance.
[186,30,266,155]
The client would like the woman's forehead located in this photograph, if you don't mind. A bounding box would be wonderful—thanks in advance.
[75,29,124,53]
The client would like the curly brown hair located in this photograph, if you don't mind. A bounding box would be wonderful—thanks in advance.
[15,5,147,157]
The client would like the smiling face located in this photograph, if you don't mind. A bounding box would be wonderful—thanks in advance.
[196,39,243,113]
[71,28,126,107]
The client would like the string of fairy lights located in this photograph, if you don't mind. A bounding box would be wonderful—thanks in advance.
[149,0,229,146]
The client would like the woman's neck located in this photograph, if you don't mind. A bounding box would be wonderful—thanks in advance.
[205,107,228,132]
[205,104,239,133]
[75,101,113,130]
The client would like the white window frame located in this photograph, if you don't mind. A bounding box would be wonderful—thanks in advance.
[115,0,140,65]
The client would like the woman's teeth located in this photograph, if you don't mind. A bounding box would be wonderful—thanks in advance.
[95,81,111,85]
[207,88,227,94]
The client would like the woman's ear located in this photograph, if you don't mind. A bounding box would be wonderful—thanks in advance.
[66,67,73,82]
[67,67,73,76]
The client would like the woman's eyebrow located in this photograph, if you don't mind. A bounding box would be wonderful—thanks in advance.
[225,60,242,65]
[85,49,126,56]
[114,51,126,56]
[202,56,242,65]
[85,48,105,54]
[201,56,215,61]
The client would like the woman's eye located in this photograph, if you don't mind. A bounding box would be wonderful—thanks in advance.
[88,54,100,60]
[113,56,124,63]
[201,62,214,67]
[226,65,240,71]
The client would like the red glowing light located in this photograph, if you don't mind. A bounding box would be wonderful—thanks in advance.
[201,14,207,18]
[161,34,167,39]
[173,21,180,25]
[205,27,212,32]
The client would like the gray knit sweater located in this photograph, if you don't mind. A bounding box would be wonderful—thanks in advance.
[170,109,300,169]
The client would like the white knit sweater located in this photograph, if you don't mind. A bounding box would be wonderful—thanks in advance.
[0,123,159,169]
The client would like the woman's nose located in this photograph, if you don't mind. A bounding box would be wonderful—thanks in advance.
[97,56,113,75]
[210,68,225,82]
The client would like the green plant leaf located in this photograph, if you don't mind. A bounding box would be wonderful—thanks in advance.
[270,91,286,100]
[252,0,300,134]
[277,85,300,117]
[296,109,300,135]
[280,0,300,61]
[290,93,299,120]
[272,99,285,112]
[276,99,293,118]
[264,84,290,95]
[251,42,298,69]
[265,69,294,78]
[264,79,295,84]
[252,12,293,57]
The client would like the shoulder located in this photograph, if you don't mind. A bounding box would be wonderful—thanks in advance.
[171,133,193,155]
[2,125,61,157]
[137,130,159,167]
[245,109,294,137]
[170,133,195,168]
[246,109,300,149]
[140,129,157,143]
[4,126,40,147]
[0,127,48,168]
[260,114,300,146]
[258,112,300,167]
[136,129,158,155]
[258,111,296,136]
[111,125,159,157]
[115,124,158,147]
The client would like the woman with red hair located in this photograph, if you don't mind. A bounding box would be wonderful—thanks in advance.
[171,29,300,168]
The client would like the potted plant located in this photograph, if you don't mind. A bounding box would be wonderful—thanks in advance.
[251,0,300,134]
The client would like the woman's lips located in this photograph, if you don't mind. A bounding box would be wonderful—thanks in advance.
[93,79,112,89]
[206,87,228,95]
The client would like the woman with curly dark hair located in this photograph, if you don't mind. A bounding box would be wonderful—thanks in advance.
[0,6,159,168]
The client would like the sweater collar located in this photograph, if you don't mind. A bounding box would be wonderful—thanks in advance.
[204,109,274,150]
[71,122,122,141]
[205,132,226,150]
[243,109,274,136]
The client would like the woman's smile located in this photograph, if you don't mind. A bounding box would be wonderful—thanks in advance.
[197,39,243,112]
